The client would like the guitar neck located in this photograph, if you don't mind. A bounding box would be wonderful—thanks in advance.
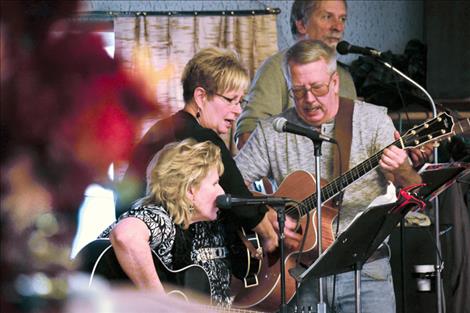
[300,139,401,213]
[202,305,265,313]
[298,114,468,216]
[324,139,403,199]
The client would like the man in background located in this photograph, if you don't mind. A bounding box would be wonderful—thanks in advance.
[235,0,356,149]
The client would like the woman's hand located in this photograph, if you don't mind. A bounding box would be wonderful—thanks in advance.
[253,209,302,252]
[266,208,302,250]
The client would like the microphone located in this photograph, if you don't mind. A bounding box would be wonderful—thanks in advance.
[336,40,382,58]
[273,117,337,144]
[216,194,292,209]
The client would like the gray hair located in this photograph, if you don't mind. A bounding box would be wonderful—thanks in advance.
[290,0,348,40]
[283,39,337,89]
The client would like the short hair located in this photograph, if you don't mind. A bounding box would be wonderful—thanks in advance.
[284,39,337,88]
[290,0,347,40]
[143,139,224,227]
[181,47,249,103]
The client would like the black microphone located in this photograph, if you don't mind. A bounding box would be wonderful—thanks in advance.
[272,117,337,144]
[336,40,382,58]
[216,194,292,209]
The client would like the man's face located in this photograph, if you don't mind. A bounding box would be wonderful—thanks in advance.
[290,59,339,127]
[296,0,347,48]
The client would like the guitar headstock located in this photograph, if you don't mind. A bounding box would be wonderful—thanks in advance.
[401,112,455,149]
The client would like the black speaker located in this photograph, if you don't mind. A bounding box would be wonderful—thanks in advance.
[390,225,440,313]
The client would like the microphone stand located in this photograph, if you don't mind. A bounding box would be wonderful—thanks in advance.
[273,203,288,313]
[312,138,327,313]
[374,58,442,313]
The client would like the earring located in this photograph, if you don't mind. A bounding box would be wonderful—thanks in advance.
[188,205,194,215]
[196,110,201,119]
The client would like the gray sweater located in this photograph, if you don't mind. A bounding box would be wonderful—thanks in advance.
[235,100,396,232]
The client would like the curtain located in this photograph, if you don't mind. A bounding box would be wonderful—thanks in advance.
[114,14,278,153]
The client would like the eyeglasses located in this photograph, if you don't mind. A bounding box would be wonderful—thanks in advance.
[289,73,335,100]
[215,93,248,108]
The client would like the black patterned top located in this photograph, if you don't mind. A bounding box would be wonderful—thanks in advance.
[99,204,232,307]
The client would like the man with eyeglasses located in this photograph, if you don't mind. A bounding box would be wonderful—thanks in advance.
[234,39,421,313]
[235,0,356,150]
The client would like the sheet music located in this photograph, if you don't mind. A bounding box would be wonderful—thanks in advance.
[417,162,470,200]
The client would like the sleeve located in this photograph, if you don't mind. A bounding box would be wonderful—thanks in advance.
[120,206,175,250]
[191,130,267,230]
[362,104,397,181]
[234,123,272,184]
[373,106,396,152]
[235,53,291,138]
[98,205,175,253]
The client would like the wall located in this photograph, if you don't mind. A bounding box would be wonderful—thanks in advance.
[85,0,423,65]
[425,1,470,100]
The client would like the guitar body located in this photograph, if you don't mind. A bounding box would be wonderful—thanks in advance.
[76,239,211,302]
[233,171,338,312]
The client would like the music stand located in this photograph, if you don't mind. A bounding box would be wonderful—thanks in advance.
[289,187,426,313]
[403,162,469,312]
[417,162,470,201]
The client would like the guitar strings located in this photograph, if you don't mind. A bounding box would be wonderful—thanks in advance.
[283,113,448,219]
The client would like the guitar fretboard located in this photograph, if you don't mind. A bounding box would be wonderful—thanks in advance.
[299,139,401,216]
[295,113,467,217]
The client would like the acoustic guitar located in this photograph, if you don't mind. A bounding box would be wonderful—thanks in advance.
[233,112,468,312]
[76,239,267,313]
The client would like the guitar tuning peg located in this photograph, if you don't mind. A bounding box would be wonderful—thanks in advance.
[424,123,429,128]
[433,142,440,148]
[447,137,452,142]
[427,135,433,140]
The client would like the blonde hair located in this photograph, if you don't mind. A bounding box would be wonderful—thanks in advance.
[181,47,249,103]
[142,139,224,227]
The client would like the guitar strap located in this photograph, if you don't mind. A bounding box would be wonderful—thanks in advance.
[333,97,354,179]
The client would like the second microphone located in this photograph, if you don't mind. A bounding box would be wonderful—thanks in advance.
[273,117,337,144]
[216,194,293,209]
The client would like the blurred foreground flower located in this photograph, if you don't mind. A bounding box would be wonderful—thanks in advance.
[1,31,157,210]
[1,1,161,311]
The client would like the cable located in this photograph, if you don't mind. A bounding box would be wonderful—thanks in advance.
[393,79,412,133]
[425,227,444,270]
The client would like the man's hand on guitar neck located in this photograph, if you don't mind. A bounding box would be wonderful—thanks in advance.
[409,141,433,168]
[380,131,423,188]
